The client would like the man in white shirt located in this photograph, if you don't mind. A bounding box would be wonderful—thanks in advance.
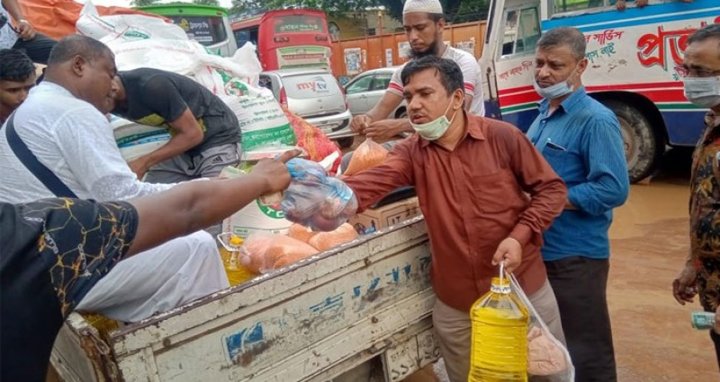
[349,0,484,143]
[0,35,229,322]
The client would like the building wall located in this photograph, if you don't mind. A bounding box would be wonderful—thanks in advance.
[327,10,403,41]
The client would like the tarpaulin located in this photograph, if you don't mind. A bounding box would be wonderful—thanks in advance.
[18,0,168,40]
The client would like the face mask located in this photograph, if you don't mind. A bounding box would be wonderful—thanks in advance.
[533,65,579,99]
[683,76,720,109]
[410,98,459,141]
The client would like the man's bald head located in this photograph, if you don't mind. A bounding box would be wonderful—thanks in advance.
[48,35,113,66]
[46,35,117,114]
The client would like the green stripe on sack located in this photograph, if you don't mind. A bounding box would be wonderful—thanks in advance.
[115,130,169,146]
[242,124,298,152]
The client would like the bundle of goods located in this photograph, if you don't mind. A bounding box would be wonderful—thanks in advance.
[76,1,186,43]
[469,268,574,382]
[343,138,388,175]
[288,223,358,252]
[239,233,319,273]
[280,158,358,232]
[282,105,342,175]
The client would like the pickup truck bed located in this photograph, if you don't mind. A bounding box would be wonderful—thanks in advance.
[52,217,439,382]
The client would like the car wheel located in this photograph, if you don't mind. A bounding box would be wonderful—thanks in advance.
[397,109,408,119]
[336,137,355,149]
[601,99,663,183]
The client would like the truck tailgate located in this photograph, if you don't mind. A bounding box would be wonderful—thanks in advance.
[53,217,437,382]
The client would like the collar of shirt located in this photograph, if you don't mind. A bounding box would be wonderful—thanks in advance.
[538,86,588,118]
[37,81,75,99]
[419,110,486,148]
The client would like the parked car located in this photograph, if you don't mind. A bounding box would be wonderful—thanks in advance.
[344,67,407,119]
[260,69,354,148]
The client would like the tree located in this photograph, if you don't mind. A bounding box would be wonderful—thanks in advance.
[230,0,379,18]
[131,0,158,6]
[194,0,220,5]
[377,0,490,23]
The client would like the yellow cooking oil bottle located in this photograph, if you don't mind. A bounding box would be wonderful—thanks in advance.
[218,234,256,286]
[469,265,529,382]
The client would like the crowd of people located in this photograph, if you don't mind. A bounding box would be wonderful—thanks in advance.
[0,0,718,381]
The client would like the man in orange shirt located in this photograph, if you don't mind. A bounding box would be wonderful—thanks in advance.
[344,56,567,382]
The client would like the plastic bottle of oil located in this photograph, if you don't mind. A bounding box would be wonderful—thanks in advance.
[469,269,529,382]
[218,235,255,286]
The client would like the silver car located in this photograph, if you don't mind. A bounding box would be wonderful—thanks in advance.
[344,67,407,119]
[260,70,354,148]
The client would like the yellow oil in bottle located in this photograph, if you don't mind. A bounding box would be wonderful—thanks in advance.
[469,276,529,382]
[219,235,256,286]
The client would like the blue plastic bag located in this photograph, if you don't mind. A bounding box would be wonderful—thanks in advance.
[281,158,358,232]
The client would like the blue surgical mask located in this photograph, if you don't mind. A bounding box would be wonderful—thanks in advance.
[534,78,574,100]
[534,66,579,99]
[683,76,720,109]
[410,99,460,141]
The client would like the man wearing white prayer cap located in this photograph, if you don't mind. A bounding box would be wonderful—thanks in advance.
[347,0,485,144]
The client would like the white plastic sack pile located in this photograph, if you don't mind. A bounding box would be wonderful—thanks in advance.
[109,40,294,152]
[111,116,171,162]
[221,91,296,153]
[76,1,188,43]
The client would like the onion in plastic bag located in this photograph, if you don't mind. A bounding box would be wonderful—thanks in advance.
[281,158,358,232]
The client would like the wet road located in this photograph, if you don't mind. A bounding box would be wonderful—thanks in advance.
[404,148,718,381]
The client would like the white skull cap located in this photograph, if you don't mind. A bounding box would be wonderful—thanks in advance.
[403,0,444,15]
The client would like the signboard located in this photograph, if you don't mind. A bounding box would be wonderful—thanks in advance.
[172,16,218,44]
[275,15,325,34]
[398,42,411,59]
[386,48,393,67]
[277,46,331,70]
[344,47,363,75]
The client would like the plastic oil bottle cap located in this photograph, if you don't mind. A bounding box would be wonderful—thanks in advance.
[229,235,244,247]
[490,277,511,294]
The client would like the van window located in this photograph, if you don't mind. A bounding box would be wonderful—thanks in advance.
[283,74,341,99]
[170,16,227,46]
[346,75,373,95]
[501,6,541,57]
[371,73,393,91]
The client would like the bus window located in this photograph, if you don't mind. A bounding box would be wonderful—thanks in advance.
[171,16,227,46]
[502,10,519,56]
[553,0,610,13]
[235,26,259,48]
[517,8,541,54]
[501,6,541,57]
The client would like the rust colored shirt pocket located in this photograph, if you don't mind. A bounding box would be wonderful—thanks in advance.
[471,169,523,214]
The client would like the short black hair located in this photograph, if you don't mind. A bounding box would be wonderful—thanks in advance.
[688,23,720,46]
[0,49,35,82]
[429,13,444,23]
[400,56,463,96]
[48,35,112,66]
[537,27,587,61]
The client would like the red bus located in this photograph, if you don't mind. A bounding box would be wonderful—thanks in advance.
[231,9,332,71]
